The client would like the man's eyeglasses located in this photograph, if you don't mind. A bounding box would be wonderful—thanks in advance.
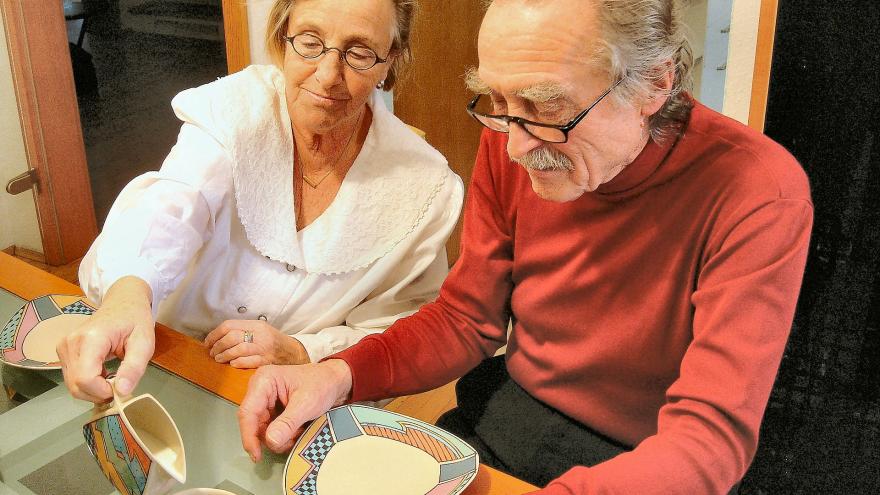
[466,79,623,143]
[285,33,389,71]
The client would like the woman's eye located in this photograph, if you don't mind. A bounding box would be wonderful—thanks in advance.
[347,49,372,61]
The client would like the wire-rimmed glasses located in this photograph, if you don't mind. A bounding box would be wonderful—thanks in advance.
[285,33,389,71]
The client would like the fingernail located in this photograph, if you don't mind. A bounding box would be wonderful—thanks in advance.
[116,378,132,395]
[249,452,257,463]
[267,429,283,447]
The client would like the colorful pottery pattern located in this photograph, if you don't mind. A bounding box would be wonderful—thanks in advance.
[83,414,152,495]
[284,405,479,495]
[0,294,95,368]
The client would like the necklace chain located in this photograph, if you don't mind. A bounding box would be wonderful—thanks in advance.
[298,112,363,189]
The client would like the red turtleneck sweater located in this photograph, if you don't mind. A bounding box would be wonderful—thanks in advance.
[331,101,813,494]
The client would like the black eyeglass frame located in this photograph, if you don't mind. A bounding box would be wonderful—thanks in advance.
[466,79,623,143]
[284,33,390,71]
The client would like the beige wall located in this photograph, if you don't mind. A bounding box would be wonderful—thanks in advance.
[247,0,273,65]
[0,16,42,252]
[723,0,761,124]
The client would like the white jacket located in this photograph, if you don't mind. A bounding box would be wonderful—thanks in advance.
[80,65,464,362]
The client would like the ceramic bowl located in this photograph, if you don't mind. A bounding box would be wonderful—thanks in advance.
[0,294,96,369]
[284,405,479,495]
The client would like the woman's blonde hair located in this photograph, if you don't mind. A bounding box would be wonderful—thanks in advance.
[265,0,417,91]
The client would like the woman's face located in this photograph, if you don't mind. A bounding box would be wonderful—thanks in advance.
[283,0,396,135]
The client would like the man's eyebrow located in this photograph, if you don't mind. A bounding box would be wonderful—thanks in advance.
[516,83,568,103]
[464,67,491,94]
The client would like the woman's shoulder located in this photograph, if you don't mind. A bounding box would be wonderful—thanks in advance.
[169,65,285,140]
[366,94,458,184]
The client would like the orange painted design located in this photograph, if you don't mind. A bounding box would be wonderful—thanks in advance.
[362,424,457,462]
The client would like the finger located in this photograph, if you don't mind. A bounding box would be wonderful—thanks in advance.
[238,372,278,462]
[203,321,235,348]
[70,332,114,402]
[230,355,264,369]
[210,329,248,358]
[215,342,260,364]
[265,405,309,453]
[114,326,154,396]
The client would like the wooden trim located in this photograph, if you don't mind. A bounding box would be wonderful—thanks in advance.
[0,251,254,404]
[0,0,97,265]
[748,0,779,132]
[222,0,250,74]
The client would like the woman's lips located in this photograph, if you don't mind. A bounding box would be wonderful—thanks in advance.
[303,88,348,105]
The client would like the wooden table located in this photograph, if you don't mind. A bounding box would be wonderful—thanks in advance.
[0,251,538,494]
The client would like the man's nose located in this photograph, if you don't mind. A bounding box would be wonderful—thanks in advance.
[506,123,543,162]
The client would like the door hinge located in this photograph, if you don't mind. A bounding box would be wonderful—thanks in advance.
[5,168,39,195]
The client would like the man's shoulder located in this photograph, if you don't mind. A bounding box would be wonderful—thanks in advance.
[684,103,810,203]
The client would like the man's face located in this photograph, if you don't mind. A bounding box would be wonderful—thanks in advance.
[475,0,653,202]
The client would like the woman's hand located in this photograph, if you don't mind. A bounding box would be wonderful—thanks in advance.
[204,320,310,368]
[57,277,155,402]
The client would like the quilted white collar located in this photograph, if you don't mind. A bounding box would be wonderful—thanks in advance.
[172,65,449,274]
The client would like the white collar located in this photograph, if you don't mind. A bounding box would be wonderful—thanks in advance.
[174,65,449,274]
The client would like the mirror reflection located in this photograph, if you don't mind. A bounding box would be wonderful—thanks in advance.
[64,0,228,225]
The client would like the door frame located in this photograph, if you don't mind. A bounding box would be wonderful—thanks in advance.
[1,0,96,266]
[748,0,778,132]
[0,0,250,266]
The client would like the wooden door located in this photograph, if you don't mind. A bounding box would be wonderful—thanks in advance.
[1,0,97,265]
[0,0,249,266]
[394,2,484,264]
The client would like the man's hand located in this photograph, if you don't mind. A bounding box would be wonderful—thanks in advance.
[238,360,353,462]
[204,320,310,368]
[56,277,155,402]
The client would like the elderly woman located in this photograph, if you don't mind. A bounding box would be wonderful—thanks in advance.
[58,0,463,402]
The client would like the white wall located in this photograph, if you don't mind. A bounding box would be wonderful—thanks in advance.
[0,17,43,252]
[723,0,762,124]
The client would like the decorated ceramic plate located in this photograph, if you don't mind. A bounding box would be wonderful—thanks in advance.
[0,294,96,369]
[284,405,479,495]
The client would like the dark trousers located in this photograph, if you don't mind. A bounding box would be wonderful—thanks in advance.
[437,356,740,493]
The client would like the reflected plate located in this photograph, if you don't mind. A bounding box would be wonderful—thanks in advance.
[284,405,479,495]
[0,294,96,369]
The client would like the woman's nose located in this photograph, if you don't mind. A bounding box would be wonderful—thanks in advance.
[314,50,346,84]
[506,123,543,162]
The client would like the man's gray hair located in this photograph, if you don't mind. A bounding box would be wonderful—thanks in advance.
[483,0,694,141]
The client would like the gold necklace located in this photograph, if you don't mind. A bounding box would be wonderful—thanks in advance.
[298,112,363,188]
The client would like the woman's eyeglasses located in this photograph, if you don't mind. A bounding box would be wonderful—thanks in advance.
[286,33,389,71]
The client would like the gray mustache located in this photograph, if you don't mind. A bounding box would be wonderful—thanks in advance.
[511,147,574,172]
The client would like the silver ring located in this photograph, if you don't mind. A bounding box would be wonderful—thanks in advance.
[242,330,254,344]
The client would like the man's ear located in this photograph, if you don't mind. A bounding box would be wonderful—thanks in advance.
[640,61,675,118]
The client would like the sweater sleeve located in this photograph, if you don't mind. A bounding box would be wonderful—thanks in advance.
[329,131,512,400]
[535,197,813,495]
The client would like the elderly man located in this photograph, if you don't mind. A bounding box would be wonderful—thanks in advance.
[238,0,813,493]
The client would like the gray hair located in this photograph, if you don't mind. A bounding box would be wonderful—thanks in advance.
[482,0,694,141]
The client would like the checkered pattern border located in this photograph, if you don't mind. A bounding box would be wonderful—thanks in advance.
[291,424,334,495]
